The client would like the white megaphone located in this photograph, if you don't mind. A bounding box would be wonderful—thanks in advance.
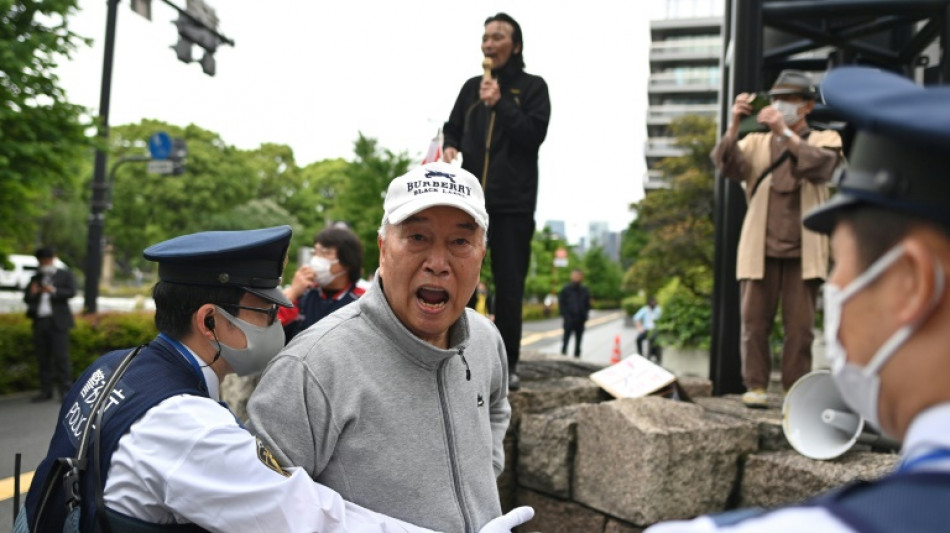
[782,370,900,460]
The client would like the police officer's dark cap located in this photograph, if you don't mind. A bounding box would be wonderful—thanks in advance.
[768,69,818,99]
[803,66,950,235]
[143,226,293,307]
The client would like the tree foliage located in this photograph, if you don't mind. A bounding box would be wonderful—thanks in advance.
[623,115,717,300]
[329,133,411,278]
[525,226,575,301]
[0,0,91,260]
[619,215,649,271]
[582,246,624,302]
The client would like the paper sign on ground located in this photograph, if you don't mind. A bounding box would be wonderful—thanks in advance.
[590,353,676,399]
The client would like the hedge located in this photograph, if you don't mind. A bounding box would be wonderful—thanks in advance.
[0,312,157,395]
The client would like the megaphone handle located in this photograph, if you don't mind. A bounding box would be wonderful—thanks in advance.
[856,432,902,452]
[821,409,861,434]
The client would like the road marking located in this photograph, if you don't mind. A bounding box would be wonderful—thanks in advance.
[0,471,33,501]
[520,311,623,346]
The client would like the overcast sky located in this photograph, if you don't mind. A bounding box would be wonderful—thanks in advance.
[56,1,667,243]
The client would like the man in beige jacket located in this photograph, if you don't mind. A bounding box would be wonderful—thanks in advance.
[711,70,842,407]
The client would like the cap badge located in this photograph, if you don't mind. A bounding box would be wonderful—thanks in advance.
[425,170,456,183]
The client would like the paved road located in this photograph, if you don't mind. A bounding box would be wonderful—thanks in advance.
[522,308,641,366]
[0,310,633,528]
[0,289,154,314]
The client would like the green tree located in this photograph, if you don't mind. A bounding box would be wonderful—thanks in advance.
[104,120,260,275]
[624,115,717,347]
[624,115,716,299]
[582,246,624,302]
[525,227,573,301]
[0,0,91,260]
[331,133,411,276]
[619,214,649,271]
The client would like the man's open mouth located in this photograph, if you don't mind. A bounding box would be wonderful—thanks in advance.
[417,287,449,310]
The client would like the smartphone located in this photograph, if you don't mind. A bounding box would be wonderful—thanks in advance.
[746,92,771,115]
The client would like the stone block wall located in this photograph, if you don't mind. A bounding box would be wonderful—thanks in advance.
[505,352,899,532]
[222,351,898,532]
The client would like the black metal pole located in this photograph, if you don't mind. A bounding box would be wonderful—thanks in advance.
[84,0,120,315]
[709,0,762,396]
[13,453,21,525]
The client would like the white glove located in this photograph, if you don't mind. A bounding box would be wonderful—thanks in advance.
[477,506,535,533]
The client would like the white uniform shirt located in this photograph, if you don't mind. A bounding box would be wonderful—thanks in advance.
[104,344,435,533]
[644,403,950,533]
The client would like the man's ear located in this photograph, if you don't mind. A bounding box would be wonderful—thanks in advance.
[898,238,943,326]
[196,304,217,339]
[377,235,386,277]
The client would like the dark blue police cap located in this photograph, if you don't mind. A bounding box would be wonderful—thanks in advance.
[803,66,950,234]
[143,226,293,307]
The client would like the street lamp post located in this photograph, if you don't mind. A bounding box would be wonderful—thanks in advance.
[83,0,120,315]
[82,0,231,314]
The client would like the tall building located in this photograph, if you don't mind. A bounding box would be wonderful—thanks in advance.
[543,220,567,241]
[645,0,724,191]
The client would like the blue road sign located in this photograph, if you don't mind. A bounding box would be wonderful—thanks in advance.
[148,131,173,160]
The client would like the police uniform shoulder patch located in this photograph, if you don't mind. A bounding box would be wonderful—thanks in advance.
[256,438,290,477]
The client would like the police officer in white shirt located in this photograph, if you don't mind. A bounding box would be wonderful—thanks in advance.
[17,226,532,533]
[646,66,950,533]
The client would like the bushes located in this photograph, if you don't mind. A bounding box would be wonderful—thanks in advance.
[0,312,157,395]
[654,280,712,350]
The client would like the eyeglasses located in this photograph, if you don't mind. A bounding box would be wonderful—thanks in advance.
[224,304,279,326]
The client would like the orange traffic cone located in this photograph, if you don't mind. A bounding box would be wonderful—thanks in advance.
[610,334,622,364]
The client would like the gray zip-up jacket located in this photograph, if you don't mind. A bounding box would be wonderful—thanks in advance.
[248,275,511,533]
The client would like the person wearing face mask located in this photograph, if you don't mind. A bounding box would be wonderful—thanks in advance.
[645,65,950,533]
[23,246,77,402]
[711,69,843,408]
[279,226,366,342]
[18,226,530,533]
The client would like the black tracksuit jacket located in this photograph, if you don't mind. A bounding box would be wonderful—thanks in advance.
[443,62,550,214]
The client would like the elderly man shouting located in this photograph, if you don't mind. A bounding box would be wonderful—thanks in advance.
[249,162,523,533]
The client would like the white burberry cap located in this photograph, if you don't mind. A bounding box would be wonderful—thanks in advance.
[383,162,489,230]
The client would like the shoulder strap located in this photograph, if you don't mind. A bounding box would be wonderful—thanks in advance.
[748,130,812,198]
[32,344,145,533]
[749,150,790,198]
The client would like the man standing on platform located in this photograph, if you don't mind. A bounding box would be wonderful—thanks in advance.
[646,64,950,533]
[443,12,551,389]
[711,70,842,408]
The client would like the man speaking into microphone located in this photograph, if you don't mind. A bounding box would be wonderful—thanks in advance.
[443,12,551,389]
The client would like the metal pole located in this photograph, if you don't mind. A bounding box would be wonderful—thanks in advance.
[710,0,762,395]
[84,0,120,315]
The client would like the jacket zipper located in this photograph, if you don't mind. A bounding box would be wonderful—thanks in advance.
[438,356,473,532]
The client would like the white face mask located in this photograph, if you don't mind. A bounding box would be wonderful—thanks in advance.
[210,306,285,376]
[39,265,57,276]
[310,256,342,287]
[823,245,945,433]
[771,100,804,126]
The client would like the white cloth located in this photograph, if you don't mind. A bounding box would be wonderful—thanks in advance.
[644,402,950,532]
[36,274,53,317]
[103,345,436,533]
